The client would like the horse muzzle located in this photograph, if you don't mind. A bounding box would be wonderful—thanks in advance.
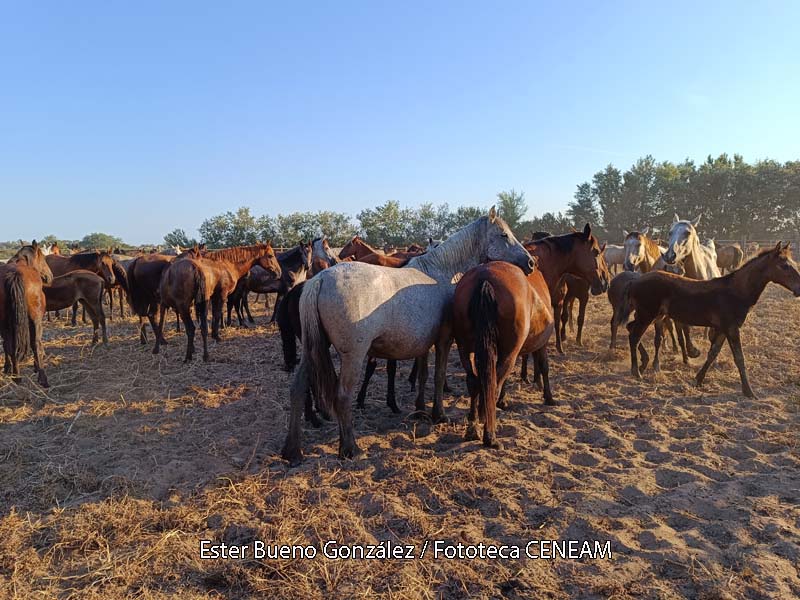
[522,257,535,275]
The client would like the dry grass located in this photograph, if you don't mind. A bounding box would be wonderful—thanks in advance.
[1,288,799,599]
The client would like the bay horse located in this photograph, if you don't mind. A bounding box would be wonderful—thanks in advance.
[337,235,413,266]
[46,250,119,325]
[1,243,53,386]
[626,243,800,398]
[523,225,609,354]
[523,223,610,356]
[44,271,108,345]
[282,209,535,464]
[453,259,554,447]
[155,244,281,361]
[126,254,176,344]
[226,242,312,325]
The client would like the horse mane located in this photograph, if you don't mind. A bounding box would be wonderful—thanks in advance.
[409,216,490,276]
[530,232,579,254]
[204,243,272,264]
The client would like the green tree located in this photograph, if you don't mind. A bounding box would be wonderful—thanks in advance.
[592,165,624,240]
[357,200,411,246]
[448,205,484,232]
[496,189,527,231]
[567,183,602,233]
[198,207,259,248]
[163,228,197,248]
[80,232,124,249]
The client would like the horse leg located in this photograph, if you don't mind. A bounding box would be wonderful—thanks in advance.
[83,300,100,346]
[520,353,529,383]
[683,324,701,358]
[408,360,418,391]
[457,345,480,441]
[386,359,399,413]
[652,320,664,372]
[553,300,565,354]
[534,347,553,405]
[627,317,652,379]
[726,328,756,398]
[139,316,148,344]
[175,309,181,332]
[70,302,78,326]
[356,357,377,410]
[152,304,168,354]
[414,354,428,413]
[31,315,48,387]
[96,297,108,345]
[210,296,223,342]
[576,296,587,345]
[178,308,196,362]
[431,330,453,423]
[304,386,322,427]
[559,303,569,348]
[281,357,311,466]
[118,287,125,318]
[107,287,114,321]
[335,355,364,459]
[243,293,255,324]
[198,300,210,362]
[695,331,725,388]
[270,293,283,323]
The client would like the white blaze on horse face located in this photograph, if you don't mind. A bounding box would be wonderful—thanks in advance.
[624,236,644,267]
[666,221,694,263]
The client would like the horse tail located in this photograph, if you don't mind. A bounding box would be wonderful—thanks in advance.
[3,270,31,364]
[277,282,303,372]
[112,260,129,293]
[127,258,149,316]
[300,275,337,415]
[194,265,208,313]
[618,278,634,325]
[469,279,498,438]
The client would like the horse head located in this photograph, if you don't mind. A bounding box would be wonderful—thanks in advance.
[255,242,282,279]
[664,214,701,265]
[622,228,650,271]
[574,223,610,294]
[763,242,800,296]
[12,240,53,284]
[484,206,535,275]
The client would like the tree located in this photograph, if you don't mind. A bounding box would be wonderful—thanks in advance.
[80,232,124,249]
[496,189,527,231]
[448,205,484,232]
[198,207,259,248]
[163,228,197,248]
[567,183,602,233]
[357,201,412,246]
[592,165,624,240]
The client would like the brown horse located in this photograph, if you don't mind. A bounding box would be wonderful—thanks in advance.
[626,243,800,397]
[622,228,663,273]
[44,271,108,345]
[155,244,281,361]
[453,261,554,448]
[337,235,411,267]
[1,243,53,386]
[46,250,116,286]
[716,243,745,274]
[523,224,609,355]
[126,253,176,344]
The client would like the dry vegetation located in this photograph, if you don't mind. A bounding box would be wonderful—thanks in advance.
[1,287,799,599]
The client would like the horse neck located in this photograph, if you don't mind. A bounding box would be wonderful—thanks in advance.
[681,235,706,279]
[729,256,771,307]
[408,219,484,282]
[529,243,569,291]
[641,238,660,272]
[353,239,375,258]
[232,257,260,279]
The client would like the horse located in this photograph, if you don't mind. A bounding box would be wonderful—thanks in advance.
[44,271,108,345]
[126,254,176,344]
[1,243,53,386]
[226,242,312,325]
[310,237,339,276]
[603,244,626,274]
[453,260,554,448]
[281,208,535,464]
[520,225,609,367]
[337,235,409,267]
[45,250,120,325]
[716,243,745,274]
[523,226,609,354]
[155,244,281,361]
[622,228,664,273]
[625,243,800,398]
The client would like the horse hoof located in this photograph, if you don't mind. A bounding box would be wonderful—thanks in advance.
[305,413,323,428]
[484,439,503,450]
[743,389,758,400]
[37,373,50,388]
[338,443,363,460]
[464,426,480,441]
[688,348,701,359]
[281,445,303,467]
[203,354,210,362]
[631,369,642,380]
[152,348,160,355]
[544,397,557,406]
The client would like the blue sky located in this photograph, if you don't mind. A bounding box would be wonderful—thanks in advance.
[2,1,799,243]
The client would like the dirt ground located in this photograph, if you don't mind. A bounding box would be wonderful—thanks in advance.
[1,286,799,599]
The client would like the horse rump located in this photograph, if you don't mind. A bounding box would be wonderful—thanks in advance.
[3,270,32,365]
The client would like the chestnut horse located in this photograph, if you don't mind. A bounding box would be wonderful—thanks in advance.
[337,236,413,267]
[523,225,609,355]
[1,243,53,386]
[452,261,554,448]
[44,271,108,345]
[626,243,800,398]
[155,244,281,361]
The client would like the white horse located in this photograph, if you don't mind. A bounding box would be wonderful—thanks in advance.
[282,208,535,464]
[662,214,721,280]
[603,244,626,274]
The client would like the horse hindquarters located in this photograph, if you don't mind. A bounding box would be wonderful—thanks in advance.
[3,270,32,377]
[468,280,501,448]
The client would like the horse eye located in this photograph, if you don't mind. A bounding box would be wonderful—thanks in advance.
[501,233,509,239]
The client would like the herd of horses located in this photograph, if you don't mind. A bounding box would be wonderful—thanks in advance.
[1,210,798,465]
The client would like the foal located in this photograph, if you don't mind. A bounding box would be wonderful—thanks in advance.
[626,243,800,398]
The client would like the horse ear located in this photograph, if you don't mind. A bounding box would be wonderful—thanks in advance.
[600,242,607,253]
[488,205,497,222]
[692,214,702,227]
[622,229,629,237]
[642,226,649,235]
[583,223,591,237]
[673,213,680,223]
[32,239,38,248]
[783,241,791,250]
[774,241,782,252]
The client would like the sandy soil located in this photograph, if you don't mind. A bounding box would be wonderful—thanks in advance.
[1,287,799,599]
